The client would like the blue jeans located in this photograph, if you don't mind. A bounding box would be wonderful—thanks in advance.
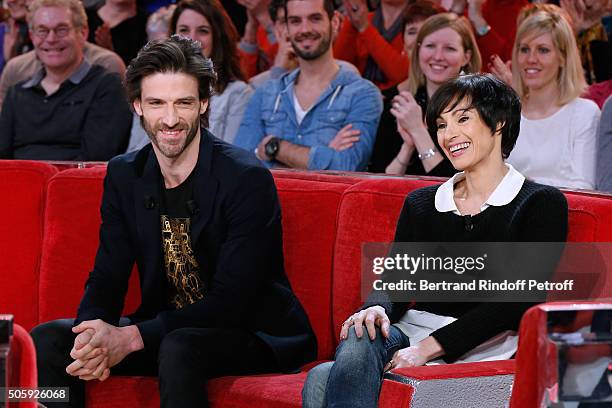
[302,325,409,408]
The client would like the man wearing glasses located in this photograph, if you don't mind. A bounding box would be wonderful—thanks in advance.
[0,0,131,161]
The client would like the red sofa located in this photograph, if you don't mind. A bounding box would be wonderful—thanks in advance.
[2,159,612,407]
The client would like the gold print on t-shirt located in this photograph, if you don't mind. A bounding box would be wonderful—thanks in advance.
[161,215,204,309]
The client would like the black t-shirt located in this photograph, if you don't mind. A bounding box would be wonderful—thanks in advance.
[160,173,205,310]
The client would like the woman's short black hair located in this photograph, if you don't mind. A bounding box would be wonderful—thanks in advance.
[425,74,521,159]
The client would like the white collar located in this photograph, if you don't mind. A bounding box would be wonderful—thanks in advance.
[434,163,525,214]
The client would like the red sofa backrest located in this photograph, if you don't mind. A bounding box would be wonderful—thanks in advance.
[273,175,360,359]
[38,168,141,323]
[0,161,57,330]
[36,167,361,360]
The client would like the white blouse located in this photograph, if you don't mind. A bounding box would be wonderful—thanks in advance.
[507,97,600,190]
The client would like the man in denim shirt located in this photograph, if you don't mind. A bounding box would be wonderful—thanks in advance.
[235,0,382,171]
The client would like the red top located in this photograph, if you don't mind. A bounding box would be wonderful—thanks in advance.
[239,26,280,79]
[476,0,528,69]
[334,12,409,90]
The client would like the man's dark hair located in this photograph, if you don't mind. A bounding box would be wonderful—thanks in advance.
[125,35,217,127]
[402,0,444,28]
[426,74,521,159]
[284,0,335,22]
[269,0,286,23]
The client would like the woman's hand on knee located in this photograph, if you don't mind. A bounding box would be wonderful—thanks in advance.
[339,306,390,341]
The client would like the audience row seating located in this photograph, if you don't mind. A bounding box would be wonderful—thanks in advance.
[1,159,612,407]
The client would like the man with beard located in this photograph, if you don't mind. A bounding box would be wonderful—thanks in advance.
[235,0,382,171]
[30,35,317,408]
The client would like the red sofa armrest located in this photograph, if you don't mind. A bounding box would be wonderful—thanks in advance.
[381,360,516,408]
[8,323,37,408]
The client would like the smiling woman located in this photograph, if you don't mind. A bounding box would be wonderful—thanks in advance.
[302,74,568,408]
[368,12,481,177]
[505,5,600,190]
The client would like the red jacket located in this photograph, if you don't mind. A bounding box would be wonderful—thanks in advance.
[239,26,279,79]
[334,12,409,90]
[476,0,528,68]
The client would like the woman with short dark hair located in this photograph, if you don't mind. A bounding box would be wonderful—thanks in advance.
[302,74,568,408]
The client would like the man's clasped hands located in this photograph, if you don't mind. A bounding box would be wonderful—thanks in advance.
[65,320,144,381]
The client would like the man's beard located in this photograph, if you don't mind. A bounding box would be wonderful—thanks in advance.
[140,115,200,159]
[290,27,332,61]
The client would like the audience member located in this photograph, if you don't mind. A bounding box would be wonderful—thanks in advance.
[1,0,33,72]
[169,0,253,144]
[371,12,481,176]
[0,0,131,160]
[506,5,600,190]
[333,0,409,90]
[245,0,293,86]
[0,40,125,110]
[248,0,359,89]
[596,96,612,191]
[402,0,444,56]
[238,0,278,78]
[85,0,148,65]
[455,0,528,67]
[560,0,610,84]
[235,0,383,171]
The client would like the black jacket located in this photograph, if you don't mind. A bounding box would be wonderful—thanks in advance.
[76,129,317,371]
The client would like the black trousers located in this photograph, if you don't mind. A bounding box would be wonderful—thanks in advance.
[30,318,278,408]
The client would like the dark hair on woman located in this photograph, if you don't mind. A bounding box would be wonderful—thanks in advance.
[402,0,444,28]
[125,35,217,127]
[269,0,286,22]
[169,0,245,93]
[425,74,521,159]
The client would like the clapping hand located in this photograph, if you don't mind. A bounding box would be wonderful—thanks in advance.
[342,0,369,32]
[488,54,513,86]
[390,91,423,136]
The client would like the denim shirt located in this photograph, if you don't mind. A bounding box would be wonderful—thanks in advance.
[235,65,383,171]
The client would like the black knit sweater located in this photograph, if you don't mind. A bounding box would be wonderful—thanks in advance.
[364,180,568,362]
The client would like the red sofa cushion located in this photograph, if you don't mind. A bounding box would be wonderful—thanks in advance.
[0,160,57,330]
[86,370,311,408]
[38,167,141,324]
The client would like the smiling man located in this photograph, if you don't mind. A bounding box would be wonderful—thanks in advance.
[235,0,382,171]
[30,36,316,408]
[0,0,131,160]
